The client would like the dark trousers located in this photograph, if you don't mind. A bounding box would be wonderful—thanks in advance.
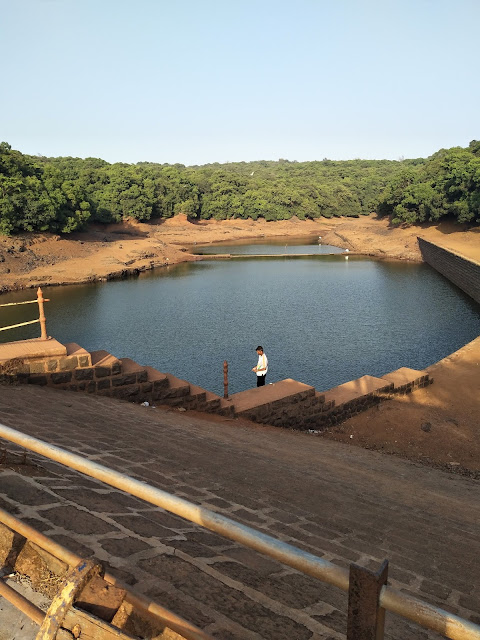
[257,374,266,387]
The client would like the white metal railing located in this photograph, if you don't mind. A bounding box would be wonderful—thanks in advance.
[0,422,479,640]
[0,287,49,339]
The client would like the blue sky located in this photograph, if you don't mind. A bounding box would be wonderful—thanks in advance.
[1,0,479,165]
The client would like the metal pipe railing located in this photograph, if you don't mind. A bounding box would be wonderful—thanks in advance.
[0,576,45,625]
[1,422,479,640]
[0,319,40,332]
[0,287,49,339]
[0,506,212,640]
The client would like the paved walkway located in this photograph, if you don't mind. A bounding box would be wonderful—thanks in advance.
[0,383,479,639]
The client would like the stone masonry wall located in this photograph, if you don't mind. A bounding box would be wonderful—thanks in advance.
[418,237,480,304]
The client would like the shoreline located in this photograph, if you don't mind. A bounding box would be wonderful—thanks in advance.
[0,214,434,296]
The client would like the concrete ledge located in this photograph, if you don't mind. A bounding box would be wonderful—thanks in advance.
[382,367,430,393]
[323,375,393,407]
[231,378,315,414]
[0,338,66,363]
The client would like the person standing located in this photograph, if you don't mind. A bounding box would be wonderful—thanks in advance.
[252,346,268,387]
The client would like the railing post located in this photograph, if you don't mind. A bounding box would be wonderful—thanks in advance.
[37,287,48,340]
[347,559,388,640]
[223,360,228,399]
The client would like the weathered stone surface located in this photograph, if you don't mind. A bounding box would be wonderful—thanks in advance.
[112,373,137,387]
[97,378,111,391]
[78,355,90,367]
[51,370,72,384]
[27,374,48,385]
[29,361,46,373]
[0,474,57,505]
[40,505,119,534]
[59,356,78,371]
[74,367,94,380]
[47,359,58,372]
[94,365,112,378]
[418,237,480,304]
[100,536,152,558]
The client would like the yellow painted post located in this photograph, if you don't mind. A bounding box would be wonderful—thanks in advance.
[37,287,48,340]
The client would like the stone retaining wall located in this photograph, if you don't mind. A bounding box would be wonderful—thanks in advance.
[418,237,480,304]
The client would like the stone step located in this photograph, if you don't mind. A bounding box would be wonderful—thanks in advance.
[89,350,122,376]
[202,390,224,413]
[230,379,317,423]
[118,358,148,384]
[323,375,393,409]
[381,367,430,394]
[160,376,210,408]
[144,366,170,398]
[64,342,92,367]
[161,373,192,401]
[0,337,66,363]
[218,398,236,417]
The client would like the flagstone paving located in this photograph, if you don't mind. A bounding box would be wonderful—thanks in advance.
[0,382,479,639]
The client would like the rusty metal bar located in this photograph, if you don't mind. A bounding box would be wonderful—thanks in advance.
[1,423,479,640]
[0,575,45,625]
[347,560,388,640]
[0,506,213,640]
[0,319,40,332]
[223,359,228,398]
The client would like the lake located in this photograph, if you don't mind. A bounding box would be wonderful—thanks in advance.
[1,241,480,397]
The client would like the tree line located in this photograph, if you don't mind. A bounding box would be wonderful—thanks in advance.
[0,140,479,235]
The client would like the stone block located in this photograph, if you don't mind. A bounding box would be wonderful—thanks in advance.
[51,371,73,384]
[137,370,148,383]
[111,362,122,375]
[112,373,137,387]
[78,355,90,367]
[97,378,111,391]
[112,385,140,400]
[29,361,46,373]
[95,366,112,378]
[74,367,94,381]
[86,381,97,393]
[59,356,78,371]
[27,375,48,386]
[47,359,58,372]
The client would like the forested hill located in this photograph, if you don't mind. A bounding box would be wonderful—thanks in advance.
[0,141,479,235]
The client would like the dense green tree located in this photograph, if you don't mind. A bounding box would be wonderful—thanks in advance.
[1,141,479,235]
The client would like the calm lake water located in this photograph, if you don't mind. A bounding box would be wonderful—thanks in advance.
[2,241,480,397]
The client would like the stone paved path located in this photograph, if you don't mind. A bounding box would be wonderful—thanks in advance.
[0,383,479,639]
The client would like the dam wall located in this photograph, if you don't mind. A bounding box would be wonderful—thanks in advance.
[418,237,480,304]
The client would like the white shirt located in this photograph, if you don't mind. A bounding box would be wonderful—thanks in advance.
[256,352,268,376]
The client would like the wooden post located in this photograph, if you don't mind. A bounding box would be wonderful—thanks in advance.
[347,559,388,640]
[223,360,228,399]
[37,287,48,340]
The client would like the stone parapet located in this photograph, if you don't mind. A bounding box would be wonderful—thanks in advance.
[418,237,480,304]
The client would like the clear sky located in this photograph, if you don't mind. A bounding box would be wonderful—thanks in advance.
[1,0,479,166]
